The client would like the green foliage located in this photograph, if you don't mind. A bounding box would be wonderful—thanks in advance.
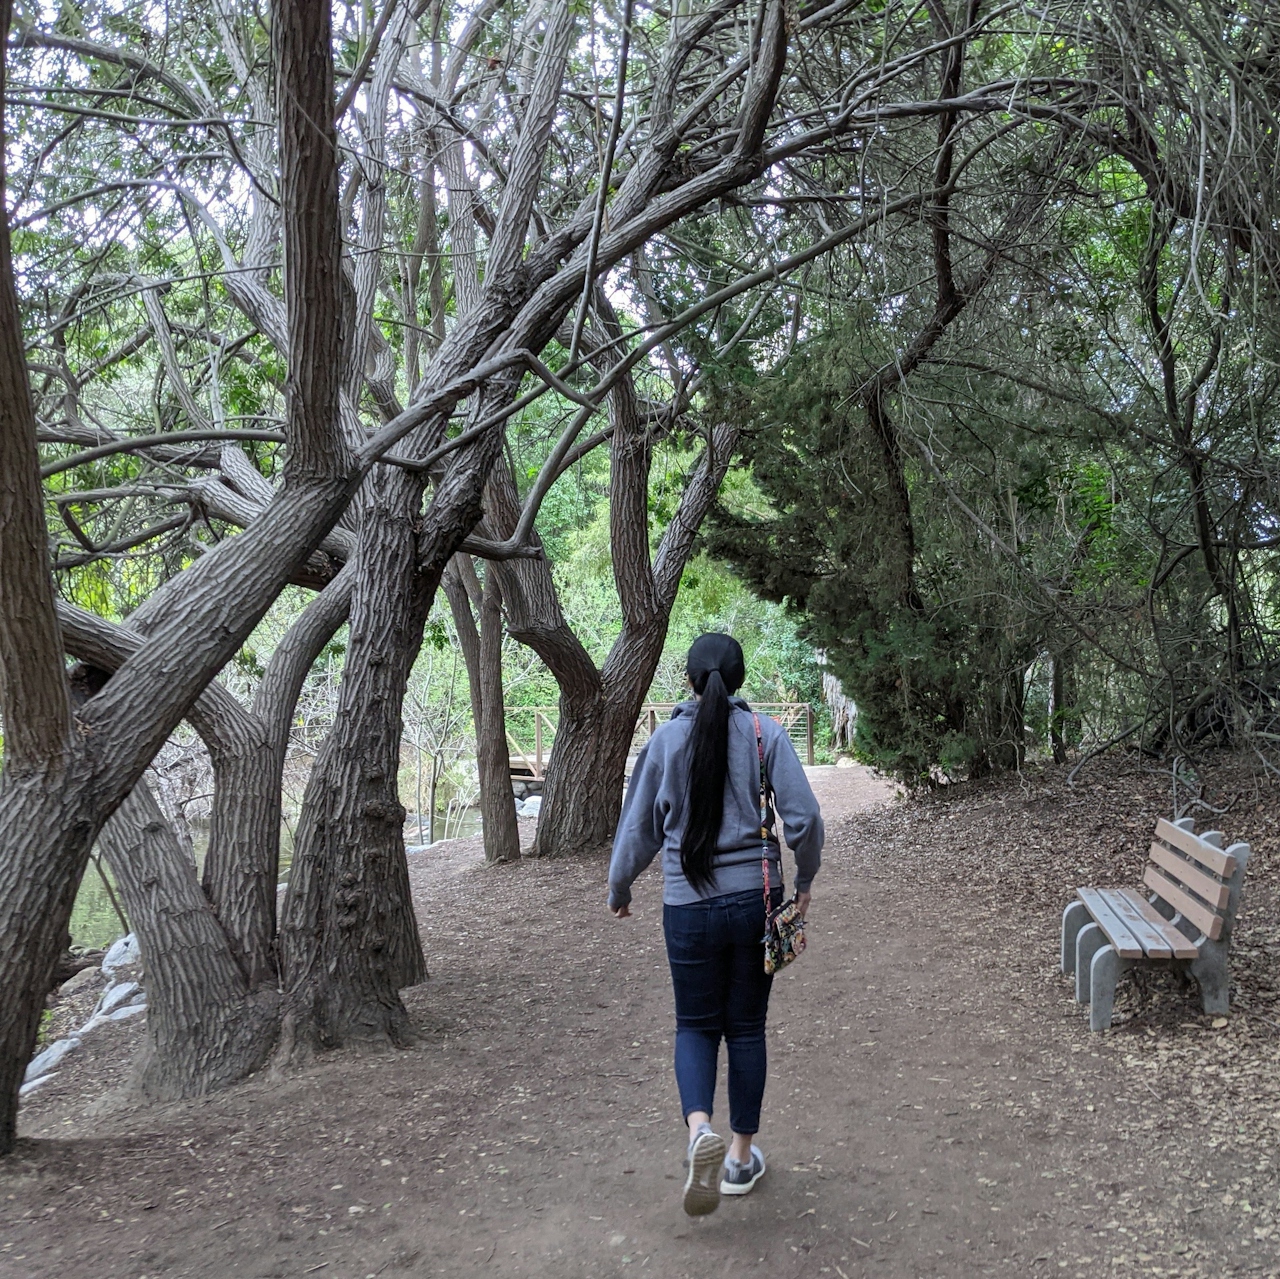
[708,328,1064,784]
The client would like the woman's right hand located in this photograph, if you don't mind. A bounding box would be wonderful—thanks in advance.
[610,902,632,919]
[795,890,811,919]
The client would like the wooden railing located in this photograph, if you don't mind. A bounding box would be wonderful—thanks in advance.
[505,702,815,778]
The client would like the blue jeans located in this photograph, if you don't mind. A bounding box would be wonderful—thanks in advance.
[663,887,778,1136]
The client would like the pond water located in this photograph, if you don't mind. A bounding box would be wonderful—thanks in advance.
[71,860,134,951]
[69,809,485,949]
[402,806,483,846]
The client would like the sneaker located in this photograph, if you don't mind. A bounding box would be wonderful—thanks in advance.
[682,1124,726,1216]
[720,1145,766,1196]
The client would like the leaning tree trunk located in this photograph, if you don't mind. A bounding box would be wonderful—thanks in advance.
[0,0,356,1151]
[279,474,431,1052]
[278,412,507,1051]
[0,0,77,1153]
[0,780,90,1149]
[56,574,353,1098]
[197,713,280,984]
[97,780,279,1100]
[479,458,610,859]
[531,413,742,859]
[200,564,355,987]
[443,558,519,864]
[533,629,669,857]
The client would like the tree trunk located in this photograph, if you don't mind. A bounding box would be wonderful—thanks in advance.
[279,473,431,1052]
[444,558,519,864]
[0,0,354,1152]
[279,379,520,1052]
[1050,648,1078,765]
[199,717,280,984]
[533,631,668,858]
[0,777,92,1151]
[201,565,354,987]
[534,688,634,857]
[58,581,349,1098]
[864,388,922,610]
[476,570,520,863]
[532,417,741,858]
[0,0,80,1155]
[0,0,68,774]
[97,780,279,1100]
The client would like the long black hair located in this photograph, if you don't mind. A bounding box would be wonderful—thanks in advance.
[680,633,747,893]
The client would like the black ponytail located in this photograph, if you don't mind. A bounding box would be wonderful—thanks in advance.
[679,633,747,894]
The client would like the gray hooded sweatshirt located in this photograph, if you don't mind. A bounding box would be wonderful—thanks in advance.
[608,699,824,909]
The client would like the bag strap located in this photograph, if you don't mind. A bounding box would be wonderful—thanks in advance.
[752,711,782,906]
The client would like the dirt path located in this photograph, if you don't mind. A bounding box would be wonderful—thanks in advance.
[3,763,1276,1278]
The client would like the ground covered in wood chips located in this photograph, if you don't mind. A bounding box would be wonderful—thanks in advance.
[3,756,1279,1278]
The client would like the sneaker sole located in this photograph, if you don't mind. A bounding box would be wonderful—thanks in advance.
[682,1132,726,1216]
[720,1159,766,1196]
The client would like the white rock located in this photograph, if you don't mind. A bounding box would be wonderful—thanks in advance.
[20,1071,59,1098]
[101,934,140,974]
[521,795,542,817]
[60,965,105,996]
[107,1003,147,1022]
[24,1036,80,1084]
[98,980,142,1016]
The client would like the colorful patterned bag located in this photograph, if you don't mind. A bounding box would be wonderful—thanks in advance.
[753,712,807,975]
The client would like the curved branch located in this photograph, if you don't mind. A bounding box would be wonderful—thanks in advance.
[41,428,286,477]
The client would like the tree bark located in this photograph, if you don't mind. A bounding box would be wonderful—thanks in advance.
[1050,648,1078,765]
[0,0,68,775]
[444,557,520,864]
[275,7,579,1051]
[55,572,352,1094]
[277,392,511,1052]
[0,0,353,1153]
[0,0,81,1154]
[533,650,652,857]
[96,780,279,1100]
[200,565,355,986]
[476,570,521,862]
[530,419,742,858]
[0,779,97,1151]
[273,0,347,483]
[279,472,434,1052]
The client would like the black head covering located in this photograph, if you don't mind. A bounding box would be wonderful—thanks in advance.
[686,632,745,696]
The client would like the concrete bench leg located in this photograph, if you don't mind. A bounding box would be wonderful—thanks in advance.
[1191,941,1229,1015]
[1089,945,1120,1031]
[1075,923,1106,1003]
[1062,901,1088,975]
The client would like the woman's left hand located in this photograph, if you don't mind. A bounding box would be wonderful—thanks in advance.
[610,902,632,918]
[795,890,811,919]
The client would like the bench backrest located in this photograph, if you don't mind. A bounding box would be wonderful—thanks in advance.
[1144,817,1250,943]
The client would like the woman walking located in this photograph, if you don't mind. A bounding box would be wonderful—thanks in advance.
[608,633,824,1216]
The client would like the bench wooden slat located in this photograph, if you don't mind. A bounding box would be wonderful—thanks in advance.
[1144,866,1224,940]
[1154,818,1237,878]
[1113,888,1200,959]
[1093,889,1173,959]
[1075,888,1145,958]
[1147,842,1231,911]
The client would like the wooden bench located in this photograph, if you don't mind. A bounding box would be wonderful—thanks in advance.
[1061,817,1250,1031]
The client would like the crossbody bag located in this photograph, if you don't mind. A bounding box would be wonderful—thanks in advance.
[752,711,807,975]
